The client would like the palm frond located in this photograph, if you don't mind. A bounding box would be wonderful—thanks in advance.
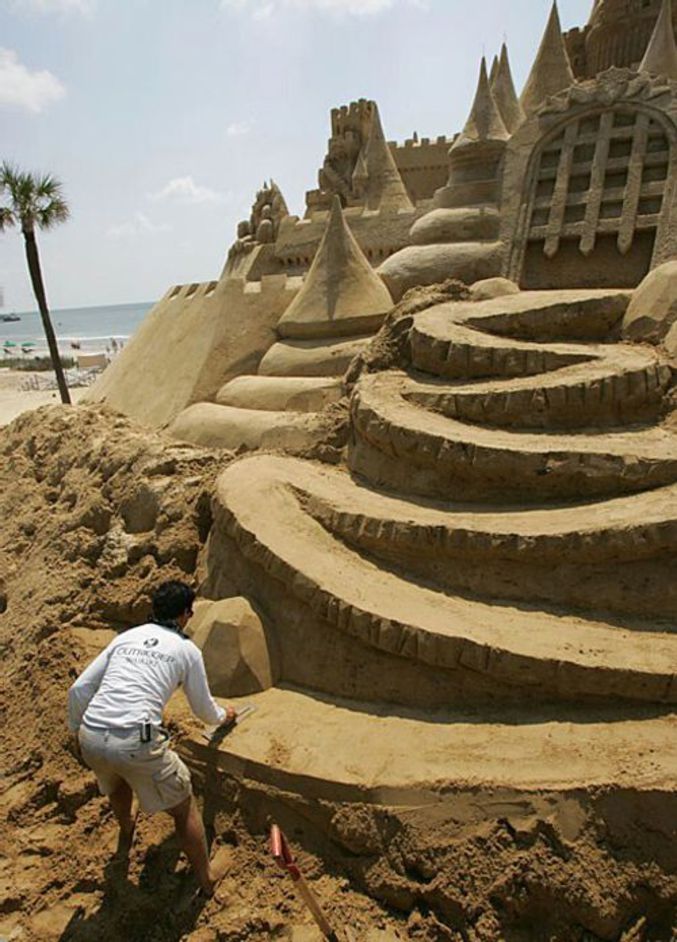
[0,162,22,189]
[0,163,69,231]
[35,173,63,201]
[38,198,70,229]
[0,206,16,232]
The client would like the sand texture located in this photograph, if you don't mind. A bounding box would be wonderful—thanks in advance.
[1,282,676,941]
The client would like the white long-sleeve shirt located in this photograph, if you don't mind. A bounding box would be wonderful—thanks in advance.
[68,622,226,731]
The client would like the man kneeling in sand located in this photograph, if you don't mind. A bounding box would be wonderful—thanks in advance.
[68,580,235,895]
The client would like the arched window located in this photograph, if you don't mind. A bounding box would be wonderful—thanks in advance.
[520,106,672,289]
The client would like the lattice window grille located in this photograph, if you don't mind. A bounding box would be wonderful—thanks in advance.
[527,109,670,258]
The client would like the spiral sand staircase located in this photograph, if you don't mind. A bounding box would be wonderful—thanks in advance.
[184,287,676,881]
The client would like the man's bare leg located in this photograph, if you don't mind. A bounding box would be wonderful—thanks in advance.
[108,779,137,857]
[168,795,230,895]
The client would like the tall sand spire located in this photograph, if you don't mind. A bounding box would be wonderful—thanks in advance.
[639,0,677,80]
[520,2,575,114]
[451,57,510,154]
[352,145,369,195]
[492,43,525,134]
[363,103,414,213]
[489,54,500,85]
[277,195,393,339]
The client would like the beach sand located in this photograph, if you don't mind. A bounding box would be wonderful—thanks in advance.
[0,368,89,426]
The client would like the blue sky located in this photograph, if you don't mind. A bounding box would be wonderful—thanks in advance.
[1,0,593,310]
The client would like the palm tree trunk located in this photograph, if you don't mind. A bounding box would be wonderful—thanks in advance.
[22,227,71,405]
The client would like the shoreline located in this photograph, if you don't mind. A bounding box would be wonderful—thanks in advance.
[0,368,90,426]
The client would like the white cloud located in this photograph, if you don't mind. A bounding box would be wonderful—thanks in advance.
[226,120,252,137]
[0,48,66,113]
[6,0,95,14]
[221,0,421,14]
[107,213,171,239]
[148,175,229,205]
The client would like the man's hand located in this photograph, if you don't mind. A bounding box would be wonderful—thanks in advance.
[221,705,237,728]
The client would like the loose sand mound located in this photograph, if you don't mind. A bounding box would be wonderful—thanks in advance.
[0,405,675,941]
[0,406,393,942]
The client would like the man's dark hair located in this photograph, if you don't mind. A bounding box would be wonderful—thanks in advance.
[151,581,195,622]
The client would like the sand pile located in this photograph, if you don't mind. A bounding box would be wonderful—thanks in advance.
[0,406,398,942]
[0,404,675,941]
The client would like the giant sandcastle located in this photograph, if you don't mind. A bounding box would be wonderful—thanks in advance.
[85,1,677,931]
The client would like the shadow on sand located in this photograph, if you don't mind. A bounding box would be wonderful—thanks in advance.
[58,830,209,942]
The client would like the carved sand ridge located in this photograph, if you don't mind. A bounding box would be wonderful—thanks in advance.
[203,287,676,749]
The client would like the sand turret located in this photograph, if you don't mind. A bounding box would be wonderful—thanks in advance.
[363,104,414,213]
[639,0,677,80]
[520,2,575,114]
[451,57,510,155]
[492,43,525,134]
[489,54,500,85]
[352,145,369,198]
[277,195,393,339]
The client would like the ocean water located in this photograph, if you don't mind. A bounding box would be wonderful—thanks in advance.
[0,301,153,357]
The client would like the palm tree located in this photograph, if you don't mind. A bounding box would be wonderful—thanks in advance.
[0,163,71,404]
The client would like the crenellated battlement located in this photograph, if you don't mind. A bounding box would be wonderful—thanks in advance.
[161,280,218,303]
[391,134,454,203]
[275,202,425,272]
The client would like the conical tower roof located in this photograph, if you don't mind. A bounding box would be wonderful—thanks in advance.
[489,54,500,85]
[639,0,677,80]
[451,57,510,154]
[520,2,575,114]
[277,196,393,340]
[363,103,414,213]
[492,43,525,134]
[352,145,368,191]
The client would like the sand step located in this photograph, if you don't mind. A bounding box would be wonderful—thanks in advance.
[405,347,672,428]
[181,686,677,801]
[169,402,321,451]
[259,335,372,378]
[216,375,343,413]
[410,290,632,379]
[208,455,677,706]
[283,457,677,617]
[411,320,595,380]
[349,371,677,502]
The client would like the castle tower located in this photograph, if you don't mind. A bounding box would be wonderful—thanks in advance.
[640,0,677,80]
[351,145,369,199]
[489,54,500,85]
[363,104,414,213]
[446,56,509,207]
[521,2,575,114]
[491,43,526,135]
[573,0,677,78]
[277,195,393,339]
[451,57,510,153]
[378,57,505,300]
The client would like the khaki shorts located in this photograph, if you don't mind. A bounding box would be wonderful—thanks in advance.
[79,724,192,814]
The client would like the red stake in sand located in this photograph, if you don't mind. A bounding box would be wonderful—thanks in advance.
[270,824,342,942]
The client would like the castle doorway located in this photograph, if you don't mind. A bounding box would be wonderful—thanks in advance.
[519,107,671,291]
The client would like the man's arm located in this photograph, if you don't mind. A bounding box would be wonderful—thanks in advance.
[183,646,233,726]
[67,646,111,732]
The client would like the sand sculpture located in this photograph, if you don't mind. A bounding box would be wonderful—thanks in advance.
[169,196,394,450]
[86,0,677,432]
[71,3,677,934]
